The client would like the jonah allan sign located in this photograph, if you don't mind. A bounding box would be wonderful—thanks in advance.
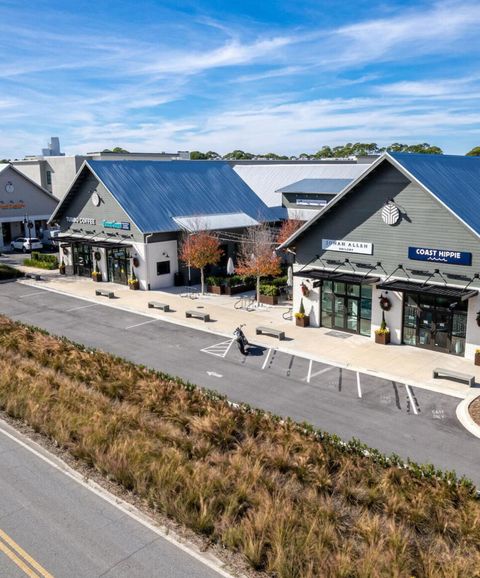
[0,202,26,210]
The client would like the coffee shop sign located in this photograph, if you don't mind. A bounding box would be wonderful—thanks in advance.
[322,239,373,255]
[66,216,96,225]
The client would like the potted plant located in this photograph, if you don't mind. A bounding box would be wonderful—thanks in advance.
[259,284,279,305]
[295,298,309,327]
[128,270,139,290]
[475,349,480,366]
[206,276,225,295]
[375,312,390,345]
[91,263,102,282]
[59,260,66,275]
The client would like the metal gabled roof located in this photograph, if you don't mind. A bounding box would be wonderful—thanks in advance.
[74,160,273,234]
[173,212,259,232]
[275,178,353,194]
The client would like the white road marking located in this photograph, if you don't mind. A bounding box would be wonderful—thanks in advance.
[306,359,313,383]
[18,292,44,299]
[207,371,223,378]
[356,372,362,398]
[0,423,234,578]
[65,304,98,312]
[125,319,159,330]
[201,339,234,358]
[261,348,272,370]
[303,366,335,381]
[405,384,418,415]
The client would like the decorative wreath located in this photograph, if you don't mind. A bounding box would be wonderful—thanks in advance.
[94,251,101,261]
[132,256,140,268]
[379,295,391,311]
[300,282,310,297]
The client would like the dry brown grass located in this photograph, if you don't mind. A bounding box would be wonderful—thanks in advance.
[0,315,479,578]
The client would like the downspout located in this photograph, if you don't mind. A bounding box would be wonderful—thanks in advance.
[145,233,153,291]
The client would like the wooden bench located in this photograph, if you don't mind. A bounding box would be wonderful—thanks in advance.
[186,310,210,322]
[95,289,115,299]
[25,273,42,281]
[148,301,170,312]
[256,326,285,340]
[433,367,475,387]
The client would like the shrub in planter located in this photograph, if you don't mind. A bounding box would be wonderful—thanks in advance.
[128,270,139,290]
[59,262,66,275]
[375,312,390,344]
[295,298,310,327]
[475,349,480,366]
[259,284,279,305]
[91,270,102,282]
[206,276,226,294]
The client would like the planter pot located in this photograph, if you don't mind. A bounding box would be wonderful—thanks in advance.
[296,316,310,327]
[59,268,66,275]
[129,281,139,290]
[92,275,102,283]
[259,294,279,306]
[225,284,254,296]
[375,332,390,345]
[207,285,225,295]
[475,352,480,366]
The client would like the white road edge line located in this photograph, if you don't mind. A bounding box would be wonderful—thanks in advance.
[0,423,234,578]
[356,372,362,398]
[18,292,44,299]
[261,348,272,370]
[125,319,159,330]
[65,304,98,313]
[306,359,313,384]
[405,384,418,415]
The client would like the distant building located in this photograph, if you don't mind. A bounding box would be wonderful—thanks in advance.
[41,137,64,157]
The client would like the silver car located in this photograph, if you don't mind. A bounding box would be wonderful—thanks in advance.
[10,237,43,253]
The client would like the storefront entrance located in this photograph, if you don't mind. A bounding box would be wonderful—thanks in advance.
[107,247,130,285]
[321,280,372,336]
[402,292,467,356]
[72,243,93,278]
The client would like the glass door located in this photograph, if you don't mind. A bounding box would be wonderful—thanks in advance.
[107,248,130,285]
[321,280,371,336]
[73,244,92,278]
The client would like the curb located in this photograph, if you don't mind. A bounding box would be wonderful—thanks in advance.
[17,279,468,400]
[456,392,480,439]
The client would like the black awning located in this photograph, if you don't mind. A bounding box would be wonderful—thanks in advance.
[293,268,379,285]
[58,237,132,250]
[376,279,478,301]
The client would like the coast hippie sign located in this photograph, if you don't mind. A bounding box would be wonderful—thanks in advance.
[408,246,472,266]
[322,239,373,255]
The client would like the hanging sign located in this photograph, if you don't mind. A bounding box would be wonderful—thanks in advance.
[408,246,472,266]
[322,239,373,255]
[102,220,131,231]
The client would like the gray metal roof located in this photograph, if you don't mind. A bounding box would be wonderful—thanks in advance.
[173,212,258,232]
[276,178,353,194]
[232,163,368,206]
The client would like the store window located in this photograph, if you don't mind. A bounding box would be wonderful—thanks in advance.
[320,281,372,336]
[46,171,52,185]
[157,261,171,275]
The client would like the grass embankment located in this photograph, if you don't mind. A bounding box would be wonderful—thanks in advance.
[0,264,24,280]
[0,316,479,578]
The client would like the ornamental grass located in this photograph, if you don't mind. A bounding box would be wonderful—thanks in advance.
[0,315,479,578]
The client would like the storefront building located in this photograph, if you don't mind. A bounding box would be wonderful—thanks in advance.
[279,153,480,359]
[0,164,58,251]
[49,160,273,290]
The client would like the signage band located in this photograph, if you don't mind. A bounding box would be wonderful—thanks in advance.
[322,239,373,255]
[102,220,131,231]
[297,198,327,207]
[408,246,471,266]
[0,202,25,210]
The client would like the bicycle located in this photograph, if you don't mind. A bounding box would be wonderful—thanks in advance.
[234,295,256,311]
[282,306,293,321]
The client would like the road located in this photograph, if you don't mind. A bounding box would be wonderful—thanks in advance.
[0,280,478,485]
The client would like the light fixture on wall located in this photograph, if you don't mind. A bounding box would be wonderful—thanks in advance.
[162,251,169,258]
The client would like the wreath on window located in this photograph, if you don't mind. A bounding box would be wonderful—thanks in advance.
[300,282,310,297]
[132,256,140,268]
[379,294,391,311]
[94,251,101,261]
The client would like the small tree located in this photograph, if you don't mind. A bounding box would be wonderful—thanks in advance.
[236,223,281,304]
[276,219,303,245]
[179,231,223,294]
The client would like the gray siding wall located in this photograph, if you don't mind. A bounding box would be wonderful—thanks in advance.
[0,166,57,219]
[57,170,143,243]
[282,192,335,208]
[296,161,480,285]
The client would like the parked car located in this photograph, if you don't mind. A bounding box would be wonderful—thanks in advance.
[10,237,43,252]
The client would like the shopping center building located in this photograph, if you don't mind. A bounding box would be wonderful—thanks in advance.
[280,153,480,359]
[49,160,273,290]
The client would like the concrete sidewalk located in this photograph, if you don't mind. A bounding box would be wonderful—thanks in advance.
[11,265,480,400]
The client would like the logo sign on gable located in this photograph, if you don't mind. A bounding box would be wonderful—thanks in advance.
[408,246,472,266]
[381,201,400,225]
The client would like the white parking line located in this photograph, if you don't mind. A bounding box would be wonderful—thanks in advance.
[65,304,98,312]
[306,359,313,383]
[304,366,335,381]
[405,384,418,415]
[125,319,159,330]
[261,348,272,370]
[18,292,44,299]
[356,372,362,398]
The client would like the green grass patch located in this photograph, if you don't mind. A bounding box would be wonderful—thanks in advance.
[23,258,58,270]
[0,315,479,577]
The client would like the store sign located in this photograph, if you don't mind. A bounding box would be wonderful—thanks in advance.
[66,216,96,225]
[322,239,373,255]
[297,198,327,207]
[408,246,472,266]
[0,201,25,210]
[102,220,131,231]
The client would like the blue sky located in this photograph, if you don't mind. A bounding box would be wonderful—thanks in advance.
[1,0,480,158]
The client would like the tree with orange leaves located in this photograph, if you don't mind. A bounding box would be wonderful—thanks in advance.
[276,219,303,245]
[179,230,223,294]
[235,223,281,305]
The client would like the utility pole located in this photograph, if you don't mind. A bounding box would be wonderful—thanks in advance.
[23,213,33,254]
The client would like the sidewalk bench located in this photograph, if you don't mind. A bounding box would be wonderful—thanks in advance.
[148,301,170,312]
[186,310,210,322]
[95,289,115,299]
[256,326,285,340]
[433,367,475,387]
[25,273,42,281]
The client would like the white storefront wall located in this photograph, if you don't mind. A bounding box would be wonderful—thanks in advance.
[130,239,179,290]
